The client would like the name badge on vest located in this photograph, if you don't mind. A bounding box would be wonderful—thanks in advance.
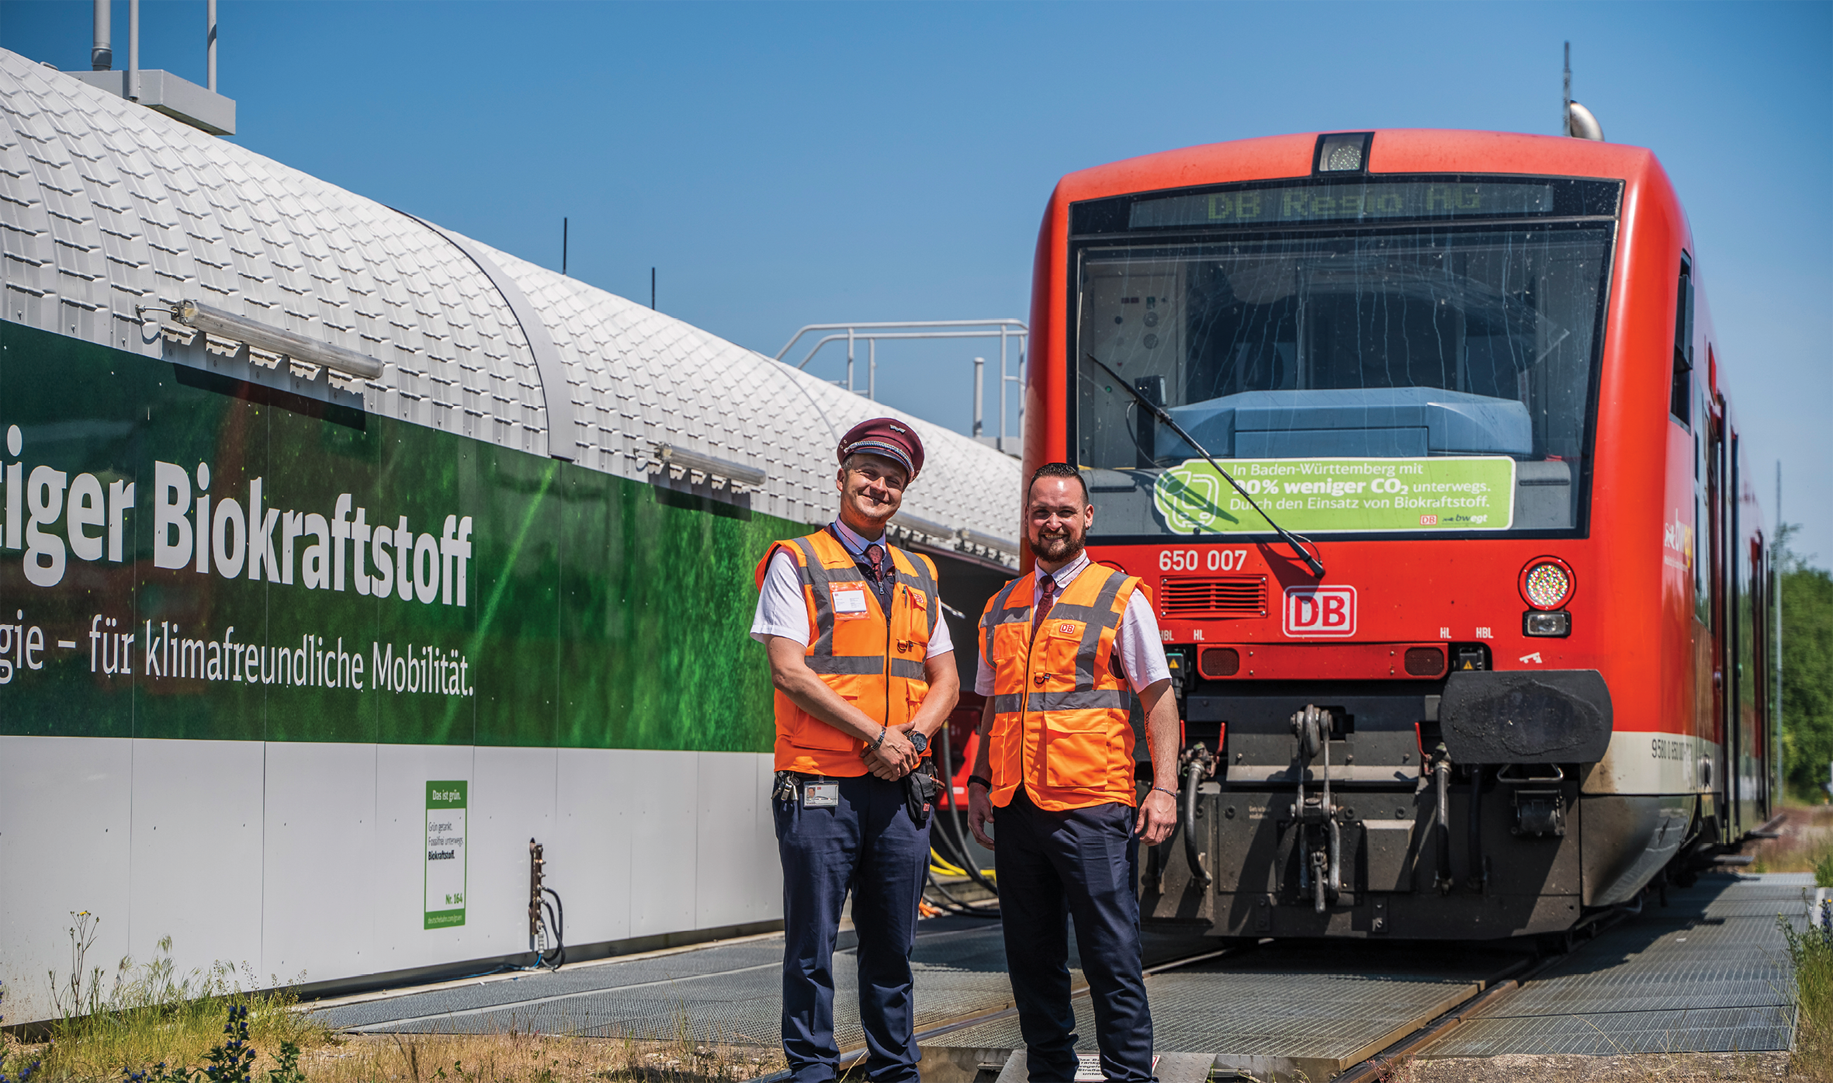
[830,585,870,620]
[802,781,839,808]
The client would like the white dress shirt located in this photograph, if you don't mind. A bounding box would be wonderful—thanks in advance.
[750,521,956,657]
[974,550,1169,696]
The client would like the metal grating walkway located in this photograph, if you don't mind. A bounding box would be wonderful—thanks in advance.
[923,943,1525,1079]
[1428,873,1814,1057]
[312,919,1215,1052]
[312,874,1815,1073]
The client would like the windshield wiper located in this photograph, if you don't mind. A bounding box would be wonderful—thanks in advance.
[1084,354,1326,579]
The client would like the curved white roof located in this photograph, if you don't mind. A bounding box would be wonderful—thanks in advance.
[0,50,1020,563]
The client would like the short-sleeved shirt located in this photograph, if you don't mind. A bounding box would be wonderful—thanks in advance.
[751,519,956,657]
[974,550,1167,695]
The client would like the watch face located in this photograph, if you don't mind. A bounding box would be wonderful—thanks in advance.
[909,731,928,754]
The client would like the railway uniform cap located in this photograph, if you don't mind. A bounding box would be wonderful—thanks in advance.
[838,417,924,482]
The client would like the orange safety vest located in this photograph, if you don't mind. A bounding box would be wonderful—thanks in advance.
[755,528,941,776]
[980,563,1142,811]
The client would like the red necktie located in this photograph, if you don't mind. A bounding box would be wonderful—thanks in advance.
[864,543,885,584]
[1032,574,1057,638]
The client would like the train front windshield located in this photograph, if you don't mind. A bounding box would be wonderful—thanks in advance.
[1071,176,1619,540]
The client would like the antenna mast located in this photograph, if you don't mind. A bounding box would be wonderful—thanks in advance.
[1562,41,1571,135]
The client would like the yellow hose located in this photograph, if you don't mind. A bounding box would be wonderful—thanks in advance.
[929,847,995,881]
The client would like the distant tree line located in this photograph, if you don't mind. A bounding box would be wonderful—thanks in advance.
[1778,523,1833,802]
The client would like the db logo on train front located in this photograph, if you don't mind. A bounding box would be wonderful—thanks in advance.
[1284,586,1357,637]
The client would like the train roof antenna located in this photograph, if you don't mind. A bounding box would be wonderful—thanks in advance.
[1084,353,1325,579]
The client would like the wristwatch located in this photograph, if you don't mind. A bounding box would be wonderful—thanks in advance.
[908,731,929,755]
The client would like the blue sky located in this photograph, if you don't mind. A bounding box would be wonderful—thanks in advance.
[4,0,1829,562]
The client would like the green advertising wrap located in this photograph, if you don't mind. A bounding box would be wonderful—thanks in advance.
[0,321,792,752]
[1152,456,1517,534]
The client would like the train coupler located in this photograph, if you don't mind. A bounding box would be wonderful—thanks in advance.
[1288,705,1342,913]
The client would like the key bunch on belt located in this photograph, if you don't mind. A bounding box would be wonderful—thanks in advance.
[772,771,798,804]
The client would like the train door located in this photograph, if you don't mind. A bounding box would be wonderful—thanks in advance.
[1746,526,1771,824]
[1705,392,1730,834]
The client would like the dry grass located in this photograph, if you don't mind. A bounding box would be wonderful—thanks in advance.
[294,1029,783,1083]
[1746,806,1833,880]
[1371,1052,1811,1082]
[7,1027,785,1083]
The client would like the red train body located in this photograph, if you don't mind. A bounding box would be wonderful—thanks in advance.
[1023,130,1773,938]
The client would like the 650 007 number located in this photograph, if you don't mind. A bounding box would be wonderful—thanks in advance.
[1159,548,1251,572]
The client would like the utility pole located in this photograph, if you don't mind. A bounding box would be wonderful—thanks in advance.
[561,218,568,277]
[651,267,656,310]
[1775,461,1785,801]
[1562,42,1571,135]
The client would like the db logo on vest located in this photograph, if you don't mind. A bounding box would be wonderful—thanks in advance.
[1284,586,1357,637]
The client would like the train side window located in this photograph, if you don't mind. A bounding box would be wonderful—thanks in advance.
[1670,255,1694,426]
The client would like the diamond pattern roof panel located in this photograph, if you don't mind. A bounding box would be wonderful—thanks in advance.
[0,49,1021,553]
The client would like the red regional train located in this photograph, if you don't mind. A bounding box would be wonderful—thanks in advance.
[1016,130,1774,940]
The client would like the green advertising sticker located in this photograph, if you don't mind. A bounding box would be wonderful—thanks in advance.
[425,781,468,929]
[1151,457,1516,535]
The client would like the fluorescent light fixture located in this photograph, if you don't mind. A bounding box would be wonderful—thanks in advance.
[654,443,767,489]
[162,299,383,380]
[960,527,1018,555]
[891,511,957,541]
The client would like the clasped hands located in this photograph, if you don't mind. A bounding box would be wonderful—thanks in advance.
[861,723,922,780]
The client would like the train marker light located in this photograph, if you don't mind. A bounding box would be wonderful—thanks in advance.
[1198,647,1240,678]
[1524,611,1571,637]
[1519,557,1575,610]
[1314,132,1372,175]
[1403,646,1446,676]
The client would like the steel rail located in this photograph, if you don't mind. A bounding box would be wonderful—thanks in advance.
[809,940,1260,1080]
[1330,908,1634,1082]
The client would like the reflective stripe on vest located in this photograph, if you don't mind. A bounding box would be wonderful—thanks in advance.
[980,562,1140,811]
[754,529,938,776]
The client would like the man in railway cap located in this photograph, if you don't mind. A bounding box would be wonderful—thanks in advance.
[966,462,1180,1083]
[751,417,961,1083]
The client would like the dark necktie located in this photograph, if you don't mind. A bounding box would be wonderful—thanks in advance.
[1032,574,1057,638]
[864,543,885,584]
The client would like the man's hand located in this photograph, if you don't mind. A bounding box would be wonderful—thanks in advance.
[967,783,996,849]
[1135,787,1177,846]
[862,725,919,779]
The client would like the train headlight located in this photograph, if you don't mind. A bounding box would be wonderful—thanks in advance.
[1518,557,1575,610]
[1523,611,1571,637]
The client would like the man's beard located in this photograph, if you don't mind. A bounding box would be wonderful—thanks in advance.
[1032,528,1084,563]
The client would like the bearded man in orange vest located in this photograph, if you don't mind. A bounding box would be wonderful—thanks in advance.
[751,418,961,1083]
[966,462,1180,1083]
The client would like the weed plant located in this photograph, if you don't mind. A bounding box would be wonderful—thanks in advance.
[2,981,45,1083]
[1783,899,1833,1082]
[25,913,328,1083]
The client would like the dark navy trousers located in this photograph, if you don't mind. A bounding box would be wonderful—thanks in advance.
[774,772,930,1083]
[995,788,1154,1082]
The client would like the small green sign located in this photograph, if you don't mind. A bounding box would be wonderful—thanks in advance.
[1152,457,1516,535]
[424,780,468,929]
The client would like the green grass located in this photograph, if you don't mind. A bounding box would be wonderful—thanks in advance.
[1783,903,1833,1082]
[8,914,329,1083]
